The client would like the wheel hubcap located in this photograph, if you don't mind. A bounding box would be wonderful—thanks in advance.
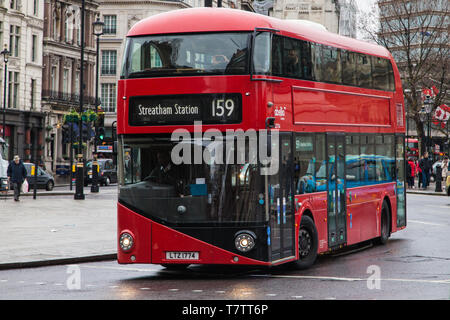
[299,228,312,257]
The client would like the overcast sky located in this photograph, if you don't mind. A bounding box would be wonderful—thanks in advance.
[354,0,379,41]
[355,0,377,12]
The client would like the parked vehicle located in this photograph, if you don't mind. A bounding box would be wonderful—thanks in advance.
[84,159,117,186]
[23,163,55,191]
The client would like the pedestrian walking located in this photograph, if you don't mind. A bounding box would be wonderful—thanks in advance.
[419,152,432,189]
[407,157,416,188]
[417,156,423,189]
[442,156,449,192]
[7,155,28,201]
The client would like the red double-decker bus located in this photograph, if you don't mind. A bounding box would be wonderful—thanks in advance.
[406,138,419,159]
[116,8,406,269]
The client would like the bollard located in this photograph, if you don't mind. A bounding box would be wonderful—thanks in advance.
[435,165,442,192]
[91,159,99,193]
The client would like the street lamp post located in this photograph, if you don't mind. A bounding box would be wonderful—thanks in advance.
[91,16,104,193]
[1,45,10,143]
[419,99,434,156]
[75,0,86,200]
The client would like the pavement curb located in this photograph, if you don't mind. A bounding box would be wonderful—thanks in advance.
[406,191,447,196]
[0,254,117,270]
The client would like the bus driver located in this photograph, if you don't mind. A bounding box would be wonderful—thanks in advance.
[146,151,178,186]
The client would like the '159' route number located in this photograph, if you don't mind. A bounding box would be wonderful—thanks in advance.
[212,98,235,117]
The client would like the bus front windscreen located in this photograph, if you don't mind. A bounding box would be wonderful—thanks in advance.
[118,135,266,224]
[122,32,251,78]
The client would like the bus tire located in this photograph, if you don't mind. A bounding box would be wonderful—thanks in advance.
[292,215,318,270]
[377,201,391,245]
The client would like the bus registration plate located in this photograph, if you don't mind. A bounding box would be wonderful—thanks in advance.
[165,251,199,260]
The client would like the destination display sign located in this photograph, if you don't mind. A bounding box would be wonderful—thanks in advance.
[129,93,242,126]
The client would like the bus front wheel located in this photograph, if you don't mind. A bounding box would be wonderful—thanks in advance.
[377,201,391,245]
[291,215,318,270]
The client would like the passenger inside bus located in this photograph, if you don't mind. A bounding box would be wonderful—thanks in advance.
[211,54,229,69]
[286,49,300,77]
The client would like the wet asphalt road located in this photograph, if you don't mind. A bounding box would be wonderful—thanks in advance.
[0,194,449,301]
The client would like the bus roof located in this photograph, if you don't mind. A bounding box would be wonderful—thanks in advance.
[127,7,393,60]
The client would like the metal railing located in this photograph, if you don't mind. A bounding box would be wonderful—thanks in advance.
[42,90,96,106]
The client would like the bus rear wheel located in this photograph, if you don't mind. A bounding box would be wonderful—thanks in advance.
[291,215,318,270]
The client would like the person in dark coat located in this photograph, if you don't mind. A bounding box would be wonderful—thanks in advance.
[7,155,28,201]
[419,152,432,189]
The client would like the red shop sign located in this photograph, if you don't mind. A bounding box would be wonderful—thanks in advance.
[0,125,11,137]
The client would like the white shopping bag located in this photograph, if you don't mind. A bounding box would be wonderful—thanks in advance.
[21,179,29,193]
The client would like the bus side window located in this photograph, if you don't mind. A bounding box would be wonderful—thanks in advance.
[294,134,314,194]
[372,57,389,91]
[360,135,375,184]
[346,135,360,186]
[300,40,313,80]
[321,46,341,84]
[357,53,372,88]
[387,61,396,91]
[283,37,302,78]
[272,35,283,76]
[342,50,356,86]
[314,134,326,191]
[311,43,322,82]
[294,133,327,194]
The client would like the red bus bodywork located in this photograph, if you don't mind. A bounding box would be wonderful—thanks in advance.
[117,8,406,267]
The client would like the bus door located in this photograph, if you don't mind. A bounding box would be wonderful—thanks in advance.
[327,134,347,248]
[268,133,295,262]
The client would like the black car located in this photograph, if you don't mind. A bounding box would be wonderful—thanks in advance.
[23,163,55,191]
[84,159,117,186]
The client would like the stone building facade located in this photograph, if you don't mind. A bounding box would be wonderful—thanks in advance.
[41,0,99,172]
[0,0,45,163]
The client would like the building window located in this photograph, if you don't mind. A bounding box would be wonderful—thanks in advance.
[9,25,20,57]
[53,10,60,41]
[0,22,3,50]
[51,66,57,92]
[101,83,116,112]
[31,79,36,110]
[34,0,39,15]
[32,35,37,62]
[101,50,117,75]
[103,15,117,35]
[0,68,2,104]
[63,69,69,96]
[8,71,19,109]
[10,0,21,10]
[74,71,80,95]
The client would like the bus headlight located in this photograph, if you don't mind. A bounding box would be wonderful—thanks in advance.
[234,231,256,253]
[119,232,134,252]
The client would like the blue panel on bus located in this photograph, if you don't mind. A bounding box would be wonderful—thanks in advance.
[189,184,207,196]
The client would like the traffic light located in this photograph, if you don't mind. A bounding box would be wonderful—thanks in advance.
[82,123,89,142]
[96,109,105,128]
[62,124,70,143]
[97,127,106,144]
